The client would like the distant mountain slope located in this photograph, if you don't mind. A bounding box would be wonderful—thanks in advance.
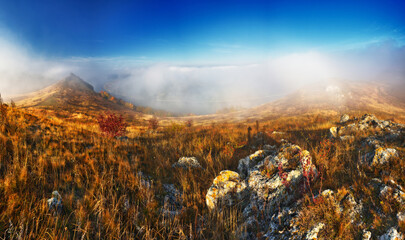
[13,75,405,124]
[170,80,405,123]
[250,81,405,115]
[15,74,134,113]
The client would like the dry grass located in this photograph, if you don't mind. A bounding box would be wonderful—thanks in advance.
[0,104,404,239]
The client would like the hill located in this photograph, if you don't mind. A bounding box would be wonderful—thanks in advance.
[15,74,132,112]
[170,80,405,124]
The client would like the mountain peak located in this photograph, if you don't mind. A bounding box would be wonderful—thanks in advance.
[55,73,94,92]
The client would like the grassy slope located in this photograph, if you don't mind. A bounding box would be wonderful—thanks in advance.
[0,103,404,239]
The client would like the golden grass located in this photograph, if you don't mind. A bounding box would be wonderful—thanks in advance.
[0,104,404,239]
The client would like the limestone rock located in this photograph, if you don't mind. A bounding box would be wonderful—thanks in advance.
[340,114,350,124]
[305,223,325,240]
[47,191,62,216]
[362,230,372,240]
[329,127,338,138]
[380,184,405,207]
[320,189,335,199]
[238,149,269,178]
[172,157,202,169]
[379,227,404,240]
[360,114,378,124]
[208,143,318,239]
[162,184,183,217]
[206,170,246,210]
[339,135,354,142]
[398,212,405,225]
[363,147,398,166]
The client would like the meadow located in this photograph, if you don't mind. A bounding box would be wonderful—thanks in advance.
[0,102,404,239]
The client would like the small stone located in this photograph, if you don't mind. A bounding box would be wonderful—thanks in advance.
[339,135,354,142]
[379,227,404,240]
[172,157,202,169]
[47,190,62,216]
[162,184,183,217]
[340,114,350,123]
[306,222,325,240]
[329,127,338,138]
[320,189,335,199]
[362,230,372,240]
[361,114,378,124]
[397,212,405,224]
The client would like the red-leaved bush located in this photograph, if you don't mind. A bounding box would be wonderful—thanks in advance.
[278,161,290,189]
[299,150,318,202]
[148,117,159,130]
[97,112,128,138]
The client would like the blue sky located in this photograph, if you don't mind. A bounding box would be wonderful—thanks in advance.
[0,0,404,62]
[0,0,404,113]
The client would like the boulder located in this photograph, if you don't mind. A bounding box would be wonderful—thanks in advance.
[379,227,404,240]
[172,157,202,169]
[206,170,246,210]
[207,143,318,238]
[363,147,398,167]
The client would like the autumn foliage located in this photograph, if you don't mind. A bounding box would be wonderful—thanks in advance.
[148,117,159,130]
[97,112,128,137]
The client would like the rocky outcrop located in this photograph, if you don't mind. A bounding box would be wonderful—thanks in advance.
[206,143,318,239]
[329,114,404,141]
[206,114,404,239]
[328,114,404,169]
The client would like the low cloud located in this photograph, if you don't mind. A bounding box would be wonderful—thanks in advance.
[0,32,404,114]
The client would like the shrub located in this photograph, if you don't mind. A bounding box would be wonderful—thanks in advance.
[97,112,128,138]
[148,117,159,131]
[185,119,193,128]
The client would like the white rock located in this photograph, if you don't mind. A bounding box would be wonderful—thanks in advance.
[340,135,354,142]
[238,150,267,178]
[362,230,372,240]
[379,227,404,240]
[172,157,202,169]
[206,170,246,210]
[361,114,377,124]
[398,212,405,225]
[364,148,398,166]
[340,114,350,123]
[306,223,325,240]
[329,127,338,138]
